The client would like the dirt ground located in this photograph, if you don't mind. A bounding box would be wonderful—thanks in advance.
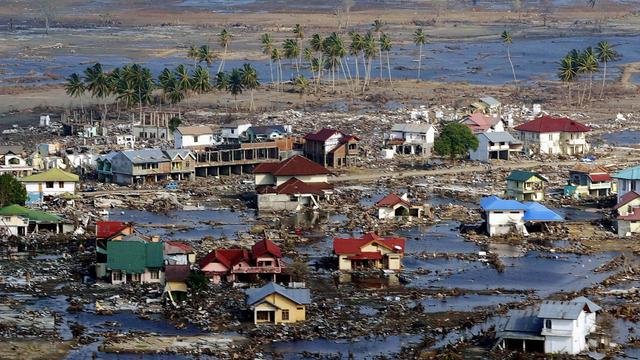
[0,340,72,360]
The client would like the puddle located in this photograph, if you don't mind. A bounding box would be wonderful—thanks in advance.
[398,221,480,254]
[552,207,603,222]
[601,130,640,147]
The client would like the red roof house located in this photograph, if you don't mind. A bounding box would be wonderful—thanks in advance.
[303,128,359,168]
[96,221,133,240]
[333,232,405,271]
[514,115,591,156]
[461,112,503,134]
[514,115,591,133]
[253,155,332,177]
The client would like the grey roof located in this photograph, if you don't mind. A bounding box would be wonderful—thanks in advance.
[538,298,600,320]
[480,96,501,107]
[501,309,543,334]
[120,234,147,242]
[249,125,287,136]
[391,123,433,134]
[0,145,24,155]
[572,296,602,312]
[176,126,213,136]
[479,131,521,144]
[245,282,311,306]
[165,149,194,160]
[97,151,118,162]
[121,149,169,164]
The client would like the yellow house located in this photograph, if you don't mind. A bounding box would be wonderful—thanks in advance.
[506,170,548,201]
[246,282,310,325]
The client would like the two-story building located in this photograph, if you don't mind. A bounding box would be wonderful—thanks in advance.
[460,112,505,134]
[0,146,32,177]
[19,168,79,204]
[106,235,164,284]
[303,128,359,168]
[613,165,640,203]
[614,190,640,237]
[506,170,548,201]
[565,164,615,199]
[174,126,215,149]
[333,232,405,271]
[514,115,591,155]
[469,132,522,162]
[221,120,252,143]
[383,123,435,157]
[98,149,195,185]
[246,282,310,325]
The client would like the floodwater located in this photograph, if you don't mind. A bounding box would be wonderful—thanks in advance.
[601,130,640,147]
[418,293,526,313]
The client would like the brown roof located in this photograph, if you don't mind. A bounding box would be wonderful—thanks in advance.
[304,128,342,142]
[176,126,213,136]
[375,193,410,208]
[274,177,332,195]
[514,115,590,133]
[570,164,609,174]
[253,155,332,176]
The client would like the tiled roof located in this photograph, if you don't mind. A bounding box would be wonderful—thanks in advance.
[333,232,405,255]
[199,248,249,269]
[245,282,311,306]
[514,115,591,133]
[304,128,342,142]
[463,112,501,133]
[252,155,332,176]
[19,168,79,182]
[96,221,130,239]
[273,178,332,195]
[251,239,282,259]
[588,173,612,182]
[375,193,410,208]
[107,240,164,273]
[614,191,640,210]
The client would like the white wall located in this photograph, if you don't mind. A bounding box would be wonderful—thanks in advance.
[176,132,214,148]
[486,210,524,236]
[469,135,489,162]
[25,181,76,196]
[275,174,328,186]
[617,178,640,202]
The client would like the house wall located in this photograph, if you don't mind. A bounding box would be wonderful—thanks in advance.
[519,131,588,155]
[176,133,214,148]
[387,254,402,270]
[254,293,306,324]
[24,180,76,203]
[222,124,252,141]
[275,175,328,186]
[617,179,640,202]
[255,173,275,186]
[257,193,311,211]
[486,210,525,236]
[542,315,588,355]
[506,177,545,201]
[469,135,490,162]
[378,207,396,220]
[617,219,640,237]
[0,215,28,236]
[338,255,352,271]
[110,269,164,285]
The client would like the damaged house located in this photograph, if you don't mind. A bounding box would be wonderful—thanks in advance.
[106,235,164,285]
[469,132,522,162]
[333,232,405,271]
[19,168,79,204]
[496,297,601,355]
[98,149,195,185]
[199,239,289,284]
[383,123,435,157]
[245,282,310,325]
[0,204,73,236]
[174,126,216,150]
[480,196,563,236]
[374,193,428,220]
[95,221,135,278]
[506,170,548,202]
[253,155,333,211]
[565,164,616,199]
[614,191,640,237]
[514,115,591,156]
[460,112,505,134]
[303,128,359,168]
[613,165,640,202]
[0,146,32,177]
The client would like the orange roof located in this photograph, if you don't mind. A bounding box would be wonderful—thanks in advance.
[375,193,410,208]
[274,177,333,195]
[333,232,405,255]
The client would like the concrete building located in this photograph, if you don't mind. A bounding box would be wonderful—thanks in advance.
[514,115,591,155]
[174,126,215,149]
[303,128,359,168]
[246,282,310,325]
[106,235,164,285]
[613,165,640,202]
[0,146,32,177]
[374,193,427,220]
[496,297,601,355]
[131,111,177,140]
[97,149,195,185]
[480,196,563,236]
[384,123,435,157]
[0,205,71,235]
[506,170,548,201]
[221,120,252,143]
[469,132,522,162]
[19,168,79,204]
[614,191,640,237]
[333,232,405,271]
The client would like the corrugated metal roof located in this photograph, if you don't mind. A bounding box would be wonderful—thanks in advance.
[245,282,311,306]
[522,202,564,222]
[613,165,640,180]
[0,204,61,224]
[479,131,520,144]
[121,149,169,164]
[538,300,586,320]
[107,240,164,273]
[501,309,543,333]
[480,196,527,211]
[391,123,433,134]
[480,96,501,107]
[165,149,194,161]
[19,168,79,182]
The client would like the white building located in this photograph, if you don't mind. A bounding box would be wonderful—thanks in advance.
[221,120,252,143]
[613,165,640,202]
[0,146,32,177]
[479,196,563,236]
[384,123,435,156]
[469,132,522,162]
[174,126,215,149]
[497,297,601,355]
[514,115,591,155]
[116,135,136,149]
[19,168,79,204]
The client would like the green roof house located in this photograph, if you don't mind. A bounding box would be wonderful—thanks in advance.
[106,236,164,284]
[0,204,68,235]
[506,170,548,202]
[19,168,79,204]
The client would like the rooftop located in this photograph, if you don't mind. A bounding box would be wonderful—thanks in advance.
[245,282,311,306]
[506,170,547,182]
[19,168,79,183]
[0,204,62,224]
[479,131,520,144]
[176,126,213,136]
[252,155,332,177]
[514,115,591,133]
[613,165,640,180]
[375,193,410,208]
[480,196,528,211]
[333,232,405,255]
[304,128,343,142]
[390,123,433,134]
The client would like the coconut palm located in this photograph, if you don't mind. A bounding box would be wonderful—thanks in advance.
[283,38,300,76]
[311,57,325,90]
[271,48,283,92]
[372,19,385,80]
[158,67,176,106]
[577,47,599,102]
[115,76,137,111]
[293,24,304,69]
[595,40,619,99]
[217,29,231,73]
[124,64,154,119]
[198,45,216,67]
[501,30,518,91]
[413,28,427,81]
[349,32,364,88]
[558,55,577,105]
[239,63,259,111]
[260,33,275,84]
[174,64,192,96]
[187,45,199,66]
[167,82,185,116]
[64,73,85,113]
[380,33,392,85]
[107,67,123,118]
[310,33,324,53]
[83,63,110,118]
[227,68,244,111]
[215,71,229,91]
[362,31,377,90]
[294,74,310,108]
[191,65,211,94]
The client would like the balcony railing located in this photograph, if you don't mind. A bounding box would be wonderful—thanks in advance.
[232,266,283,274]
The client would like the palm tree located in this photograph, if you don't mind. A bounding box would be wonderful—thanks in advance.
[271,48,283,92]
[260,33,275,84]
[413,28,427,81]
[198,45,216,68]
[239,64,259,111]
[187,45,199,67]
[349,32,364,89]
[283,38,300,76]
[174,64,192,98]
[107,67,122,118]
[293,24,304,70]
[64,73,85,113]
[217,29,231,73]
[124,64,153,120]
[577,47,598,102]
[83,63,110,119]
[595,41,619,99]
[558,55,577,105]
[191,65,211,94]
[167,81,185,116]
[311,56,325,90]
[362,31,377,91]
[380,33,392,85]
[501,30,518,91]
[294,74,310,108]
[215,71,229,91]
[227,68,244,111]
[372,19,385,80]
[158,67,176,107]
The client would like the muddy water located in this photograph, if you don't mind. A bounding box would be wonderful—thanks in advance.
[601,130,640,147]
[418,293,526,313]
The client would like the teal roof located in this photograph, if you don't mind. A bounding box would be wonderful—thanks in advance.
[107,240,164,273]
[506,170,547,182]
[613,166,640,180]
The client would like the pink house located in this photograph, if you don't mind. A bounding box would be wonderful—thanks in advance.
[199,239,289,284]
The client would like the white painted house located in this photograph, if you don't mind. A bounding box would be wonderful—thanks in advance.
[384,123,435,156]
[221,120,252,143]
[469,132,522,162]
[480,196,563,236]
[514,115,591,155]
[174,126,215,149]
[19,168,79,204]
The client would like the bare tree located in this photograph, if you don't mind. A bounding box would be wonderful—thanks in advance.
[343,0,355,29]
[39,0,57,35]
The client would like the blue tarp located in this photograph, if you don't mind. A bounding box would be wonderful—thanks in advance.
[522,202,564,222]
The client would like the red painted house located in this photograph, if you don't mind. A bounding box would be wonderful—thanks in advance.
[303,128,359,168]
[199,239,289,284]
[333,232,405,271]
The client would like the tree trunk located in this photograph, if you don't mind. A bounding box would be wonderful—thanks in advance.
[250,89,255,111]
[507,46,517,91]
[234,94,238,111]
[80,95,84,113]
[588,71,593,101]
[377,33,383,80]
[386,51,392,86]
[353,55,359,90]
[600,61,607,99]
[269,59,274,87]
[417,44,423,81]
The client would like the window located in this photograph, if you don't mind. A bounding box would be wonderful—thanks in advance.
[231,129,235,134]
[194,135,199,143]
[545,319,552,329]
[58,181,64,188]
[297,306,304,310]
[45,181,54,188]
[257,312,269,321]
[112,271,122,281]
[132,273,141,282]
[150,270,159,280]
[281,309,289,321]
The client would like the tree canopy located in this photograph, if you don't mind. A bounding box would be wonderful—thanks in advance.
[433,122,479,159]
[0,174,27,207]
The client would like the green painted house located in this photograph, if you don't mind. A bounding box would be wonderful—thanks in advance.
[505,170,548,201]
[106,236,164,284]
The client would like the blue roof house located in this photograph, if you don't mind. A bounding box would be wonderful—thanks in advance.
[480,196,563,236]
